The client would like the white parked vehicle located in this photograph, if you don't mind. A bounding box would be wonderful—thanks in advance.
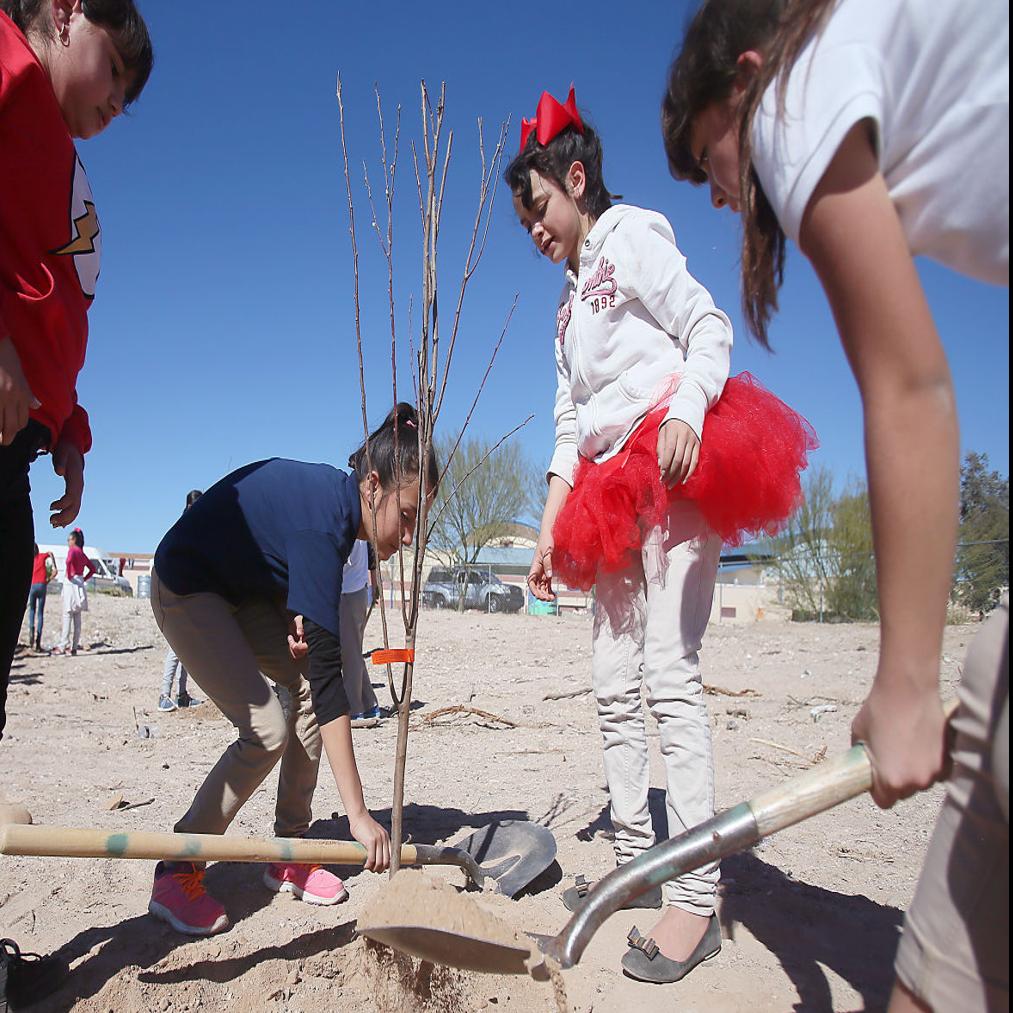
[38,543,133,596]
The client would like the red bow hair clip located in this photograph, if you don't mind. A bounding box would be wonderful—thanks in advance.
[519,85,584,152]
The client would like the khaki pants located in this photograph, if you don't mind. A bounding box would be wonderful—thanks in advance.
[340,586,378,715]
[591,499,722,914]
[896,598,1009,1012]
[150,572,322,839]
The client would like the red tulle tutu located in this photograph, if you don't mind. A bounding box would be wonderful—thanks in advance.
[553,373,818,591]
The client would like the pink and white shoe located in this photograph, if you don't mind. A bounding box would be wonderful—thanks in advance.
[263,863,348,905]
[148,862,230,935]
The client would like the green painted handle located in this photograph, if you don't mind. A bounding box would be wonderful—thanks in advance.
[0,824,420,865]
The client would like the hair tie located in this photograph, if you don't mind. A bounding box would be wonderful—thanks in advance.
[519,84,584,152]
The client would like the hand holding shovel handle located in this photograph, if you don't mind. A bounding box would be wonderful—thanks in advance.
[0,825,470,878]
[0,818,554,897]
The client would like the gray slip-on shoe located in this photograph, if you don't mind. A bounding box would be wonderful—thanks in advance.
[561,873,662,913]
[620,914,722,984]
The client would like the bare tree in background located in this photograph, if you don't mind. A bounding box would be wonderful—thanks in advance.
[337,79,518,871]
[429,431,540,566]
[769,465,836,619]
[769,466,879,620]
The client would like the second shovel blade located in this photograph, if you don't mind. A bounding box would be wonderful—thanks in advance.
[455,820,557,897]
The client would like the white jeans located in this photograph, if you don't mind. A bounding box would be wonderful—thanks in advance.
[591,499,721,914]
[60,609,82,651]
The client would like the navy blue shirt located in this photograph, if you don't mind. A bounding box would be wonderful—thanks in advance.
[155,460,361,724]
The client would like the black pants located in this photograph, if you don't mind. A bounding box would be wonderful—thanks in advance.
[0,421,48,741]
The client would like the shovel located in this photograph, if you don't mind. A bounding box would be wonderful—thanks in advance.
[358,705,958,976]
[0,818,556,899]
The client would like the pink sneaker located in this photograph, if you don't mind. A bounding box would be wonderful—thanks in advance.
[148,862,230,935]
[263,863,348,905]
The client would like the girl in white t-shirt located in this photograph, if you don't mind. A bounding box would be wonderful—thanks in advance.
[505,84,815,984]
[664,2,1008,1010]
[340,538,381,726]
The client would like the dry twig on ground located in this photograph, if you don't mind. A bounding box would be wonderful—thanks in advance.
[543,687,592,701]
[705,684,761,697]
[416,704,517,729]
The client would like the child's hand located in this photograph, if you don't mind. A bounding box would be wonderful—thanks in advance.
[1,336,41,447]
[528,537,556,601]
[49,440,84,526]
[349,810,391,871]
[287,614,308,660]
[852,675,950,808]
[657,419,700,487]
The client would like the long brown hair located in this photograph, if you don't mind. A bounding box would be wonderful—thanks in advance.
[663,0,838,347]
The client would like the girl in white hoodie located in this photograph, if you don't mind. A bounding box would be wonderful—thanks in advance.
[505,86,815,984]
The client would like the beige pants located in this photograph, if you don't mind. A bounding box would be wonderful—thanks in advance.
[150,572,322,839]
[591,499,721,914]
[895,598,1009,1012]
[340,586,378,715]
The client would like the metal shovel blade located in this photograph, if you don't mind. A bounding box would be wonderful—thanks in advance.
[453,820,557,898]
[359,923,536,976]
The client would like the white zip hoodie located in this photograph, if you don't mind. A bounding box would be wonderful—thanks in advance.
[547,204,733,486]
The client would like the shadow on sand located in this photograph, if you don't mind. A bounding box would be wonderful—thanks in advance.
[44,861,355,1010]
[719,850,902,1012]
[41,801,552,1008]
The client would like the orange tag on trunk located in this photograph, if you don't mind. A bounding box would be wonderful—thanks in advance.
[370,648,415,665]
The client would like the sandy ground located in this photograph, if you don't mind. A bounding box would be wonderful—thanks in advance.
[2,593,969,1012]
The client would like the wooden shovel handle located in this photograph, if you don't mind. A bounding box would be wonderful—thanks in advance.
[0,824,421,866]
[750,697,960,838]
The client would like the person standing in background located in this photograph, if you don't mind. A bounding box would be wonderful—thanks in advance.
[25,542,56,652]
[342,539,382,728]
[51,527,95,656]
[158,489,204,711]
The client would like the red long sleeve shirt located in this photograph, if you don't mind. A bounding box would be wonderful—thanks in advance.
[65,544,96,582]
[1,12,95,455]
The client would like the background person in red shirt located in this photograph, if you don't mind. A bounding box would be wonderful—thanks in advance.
[25,543,56,652]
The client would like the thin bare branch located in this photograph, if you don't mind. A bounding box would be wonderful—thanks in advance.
[433,117,510,419]
[427,414,535,539]
[438,295,518,484]
[337,76,399,705]
[411,141,425,221]
[406,295,419,404]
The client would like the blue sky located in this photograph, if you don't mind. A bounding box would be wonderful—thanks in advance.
[27,1,1009,552]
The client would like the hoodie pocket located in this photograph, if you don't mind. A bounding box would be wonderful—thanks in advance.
[616,370,653,404]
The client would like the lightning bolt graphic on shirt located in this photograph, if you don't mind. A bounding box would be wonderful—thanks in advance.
[53,200,100,256]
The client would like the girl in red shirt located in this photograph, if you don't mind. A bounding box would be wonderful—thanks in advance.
[26,543,56,652]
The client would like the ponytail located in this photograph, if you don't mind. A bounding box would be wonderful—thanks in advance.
[348,403,440,495]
